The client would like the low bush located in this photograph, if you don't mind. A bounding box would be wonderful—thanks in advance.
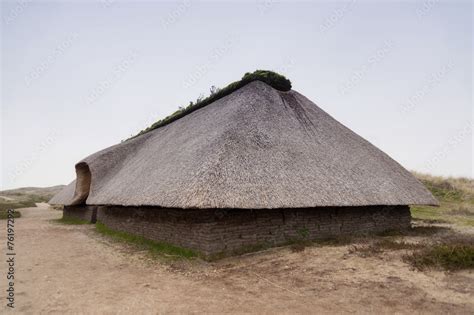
[404,237,474,271]
[0,209,21,220]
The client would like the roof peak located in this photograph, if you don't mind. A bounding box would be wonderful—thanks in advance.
[127,70,292,140]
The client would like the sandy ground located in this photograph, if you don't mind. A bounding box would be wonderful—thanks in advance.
[1,204,473,314]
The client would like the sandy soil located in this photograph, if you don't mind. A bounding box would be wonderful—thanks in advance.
[1,204,473,314]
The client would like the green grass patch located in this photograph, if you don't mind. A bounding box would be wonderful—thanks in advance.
[53,215,90,225]
[411,204,474,227]
[410,205,445,221]
[404,238,474,271]
[95,222,198,259]
[412,172,474,228]
[128,70,291,140]
[460,218,474,227]
[419,179,464,201]
[0,209,21,220]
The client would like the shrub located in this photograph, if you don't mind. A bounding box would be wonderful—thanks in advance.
[240,70,291,91]
[404,237,474,271]
[0,209,21,220]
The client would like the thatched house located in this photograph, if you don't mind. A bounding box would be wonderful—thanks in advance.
[50,70,437,256]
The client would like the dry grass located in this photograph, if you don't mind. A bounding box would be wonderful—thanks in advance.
[414,172,473,200]
[349,239,423,258]
[0,185,65,217]
[347,231,474,271]
[412,172,474,226]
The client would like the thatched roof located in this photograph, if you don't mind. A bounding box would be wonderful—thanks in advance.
[130,70,292,139]
[50,80,438,208]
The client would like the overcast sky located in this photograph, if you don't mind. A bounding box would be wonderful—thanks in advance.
[1,0,472,190]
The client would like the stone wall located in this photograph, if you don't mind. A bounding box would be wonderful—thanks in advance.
[63,205,97,223]
[96,205,411,256]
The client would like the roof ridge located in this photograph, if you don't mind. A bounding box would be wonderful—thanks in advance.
[126,70,292,141]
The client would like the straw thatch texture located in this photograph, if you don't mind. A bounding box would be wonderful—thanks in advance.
[50,81,438,208]
[50,180,76,205]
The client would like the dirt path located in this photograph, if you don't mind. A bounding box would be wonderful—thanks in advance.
[1,205,473,314]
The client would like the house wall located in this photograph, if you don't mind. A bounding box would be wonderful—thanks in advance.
[96,205,411,256]
[63,205,97,223]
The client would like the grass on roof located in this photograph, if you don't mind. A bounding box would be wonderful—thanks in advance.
[127,70,291,140]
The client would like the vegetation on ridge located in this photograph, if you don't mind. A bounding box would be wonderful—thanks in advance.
[128,70,292,140]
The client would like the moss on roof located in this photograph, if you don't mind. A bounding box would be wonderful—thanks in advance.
[128,70,291,140]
